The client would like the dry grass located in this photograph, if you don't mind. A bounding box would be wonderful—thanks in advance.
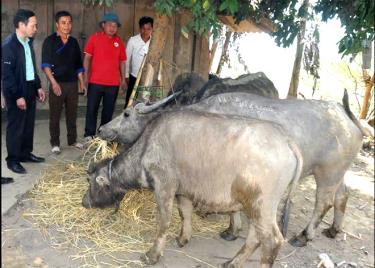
[23,139,228,267]
[83,137,120,163]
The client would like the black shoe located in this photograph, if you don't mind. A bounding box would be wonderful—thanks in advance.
[7,162,27,174]
[1,177,14,184]
[20,153,45,163]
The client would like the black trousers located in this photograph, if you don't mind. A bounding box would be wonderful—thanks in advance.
[124,74,137,109]
[6,81,36,164]
[49,82,78,146]
[84,83,119,137]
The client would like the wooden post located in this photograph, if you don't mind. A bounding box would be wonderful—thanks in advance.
[288,21,307,97]
[359,72,374,119]
[126,56,147,108]
[287,0,309,98]
[216,30,232,76]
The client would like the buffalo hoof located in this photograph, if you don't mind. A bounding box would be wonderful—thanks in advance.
[176,236,189,248]
[140,251,159,265]
[289,234,308,247]
[220,230,238,241]
[322,227,339,238]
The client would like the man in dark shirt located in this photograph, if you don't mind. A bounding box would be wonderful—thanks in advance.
[2,9,46,174]
[42,11,86,154]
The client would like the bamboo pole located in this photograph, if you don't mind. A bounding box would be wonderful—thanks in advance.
[126,55,147,108]
[158,59,164,99]
[359,72,374,119]
[158,59,163,87]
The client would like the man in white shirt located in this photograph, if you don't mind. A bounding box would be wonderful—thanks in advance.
[124,16,153,108]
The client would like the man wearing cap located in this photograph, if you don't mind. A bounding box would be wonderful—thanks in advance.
[83,12,127,141]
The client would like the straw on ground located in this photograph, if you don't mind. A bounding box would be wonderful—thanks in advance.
[24,138,228,267]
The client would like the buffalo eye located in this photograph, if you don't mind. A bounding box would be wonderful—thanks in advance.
[123,112,130,117]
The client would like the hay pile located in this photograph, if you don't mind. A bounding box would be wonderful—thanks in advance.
[24,138,228,267]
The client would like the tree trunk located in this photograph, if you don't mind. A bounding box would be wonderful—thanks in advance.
[208,39,218,72]
[139,14,170,87]
[359,72,374,119]
[216,30,232,76]
[288,20,307,97]
[288,0,309,98]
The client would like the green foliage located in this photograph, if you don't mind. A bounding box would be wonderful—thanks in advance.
[154,0,176,17]
[219,0,239,14]
[80,0,115,7]
[153,0,311,46]
[88,0,372,56]
[315,0,374,56]
[261,0,302,48]
[234,0,374,56]
[155,0,222,37]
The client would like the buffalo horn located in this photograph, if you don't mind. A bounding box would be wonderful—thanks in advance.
[135,91,182,114]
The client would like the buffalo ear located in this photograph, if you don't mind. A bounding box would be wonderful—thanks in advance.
[96,176,110,187]
[87,161,95,174]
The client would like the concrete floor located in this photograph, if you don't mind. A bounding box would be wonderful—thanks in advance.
[1,95,125,215]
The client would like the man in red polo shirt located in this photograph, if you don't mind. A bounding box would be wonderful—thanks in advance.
[83,12,127,141]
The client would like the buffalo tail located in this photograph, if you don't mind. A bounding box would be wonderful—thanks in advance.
[342,89,373,138]
[281,140,303,237]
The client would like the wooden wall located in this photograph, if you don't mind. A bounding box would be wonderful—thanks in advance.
[1,0,209,102]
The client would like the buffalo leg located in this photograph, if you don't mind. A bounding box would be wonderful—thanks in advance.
[176,195,193,247]
[258,222,284,268]
[291,167,348,247]
[220,212,242,241]
[322,181,349,238]
[223,224,260,268]
[290,178,337,247]
[224,205,283,268]
[224,184,279,268]
[141,189,174,265]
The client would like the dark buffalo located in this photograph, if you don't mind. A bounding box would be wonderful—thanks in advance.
[167,72,279,106]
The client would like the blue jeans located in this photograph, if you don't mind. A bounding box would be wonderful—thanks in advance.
[84,83,119,137]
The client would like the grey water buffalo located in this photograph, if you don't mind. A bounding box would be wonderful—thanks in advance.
[83,110,303,267]
[192,72,279,101]
[167,72,279,106]
[98,89,370,246]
